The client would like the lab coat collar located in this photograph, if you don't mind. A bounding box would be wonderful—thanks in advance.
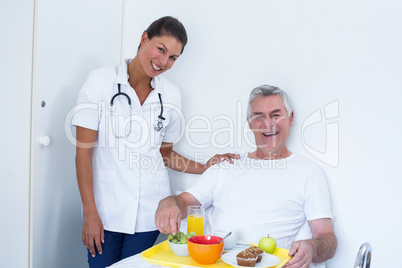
[150,76,164,95]
[115,59,130,87]
[116,59,164,95]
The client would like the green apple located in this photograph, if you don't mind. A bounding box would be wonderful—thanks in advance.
[258,235,276,254]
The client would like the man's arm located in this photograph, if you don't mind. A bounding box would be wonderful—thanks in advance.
[284,218,337,268]
[155,192,201,235]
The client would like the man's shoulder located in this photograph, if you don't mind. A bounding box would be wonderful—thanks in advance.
[205,154,326,176]
[202,157,248,179]
[207,159,239,171]
[290,154,328,183]
[291,153,324,170]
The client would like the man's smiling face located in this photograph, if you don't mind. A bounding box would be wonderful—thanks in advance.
[248,94,293,158]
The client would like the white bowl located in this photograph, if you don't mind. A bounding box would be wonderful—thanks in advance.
[214,229,238,250]
[168,240,190,257]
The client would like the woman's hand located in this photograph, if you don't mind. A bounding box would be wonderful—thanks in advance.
[82,212,104,258]
[76,126,103,257]
[205,153,240,169]
[161,142,240,174]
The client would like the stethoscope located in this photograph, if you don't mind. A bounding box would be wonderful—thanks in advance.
[110,83,165,138]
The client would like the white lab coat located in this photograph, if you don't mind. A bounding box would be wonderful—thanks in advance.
[72,59,183,234]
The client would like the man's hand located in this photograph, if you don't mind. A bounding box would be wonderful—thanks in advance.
[155,196,183,235]
[284,240,313,268]
[285,218,337,267]
[155,193,201,235]
[82,212,104,258]
[205,153,240,169]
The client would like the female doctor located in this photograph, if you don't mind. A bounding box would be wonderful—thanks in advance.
[72,16,238,268]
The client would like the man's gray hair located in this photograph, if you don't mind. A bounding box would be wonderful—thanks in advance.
[247,85,293,119]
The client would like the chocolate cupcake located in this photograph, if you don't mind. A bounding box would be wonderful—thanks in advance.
[246,246,264,263]
[236,250,258,267]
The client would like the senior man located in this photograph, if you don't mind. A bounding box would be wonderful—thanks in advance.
[155,85,337,268]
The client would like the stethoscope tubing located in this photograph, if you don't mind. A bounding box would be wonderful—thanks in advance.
[110,83,165,138]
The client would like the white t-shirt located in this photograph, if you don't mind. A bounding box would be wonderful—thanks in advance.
[72,59,183,234]
[186,153,332,251]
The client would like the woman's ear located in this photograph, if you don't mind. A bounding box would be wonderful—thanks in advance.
[140,32,149,48]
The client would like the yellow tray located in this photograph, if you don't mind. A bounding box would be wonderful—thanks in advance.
[140,240,291,267]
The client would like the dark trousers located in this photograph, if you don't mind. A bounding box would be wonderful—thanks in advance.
[88,230,160,268]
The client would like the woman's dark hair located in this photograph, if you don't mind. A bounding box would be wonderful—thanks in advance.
[138,16,188,54]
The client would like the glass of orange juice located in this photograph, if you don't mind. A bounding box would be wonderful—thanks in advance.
[187,205,204,236]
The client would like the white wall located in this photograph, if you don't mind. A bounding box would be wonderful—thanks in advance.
[31,1,122,267]
[0,1,122,267]
[123,0,402,266]
[0,1,34,267]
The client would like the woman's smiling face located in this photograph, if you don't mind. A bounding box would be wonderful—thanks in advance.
[248,94,293,158]
[138,32,183,78]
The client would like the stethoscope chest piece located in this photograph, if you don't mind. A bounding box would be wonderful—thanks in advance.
[154,119,165,137]
[154,120,163,131]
